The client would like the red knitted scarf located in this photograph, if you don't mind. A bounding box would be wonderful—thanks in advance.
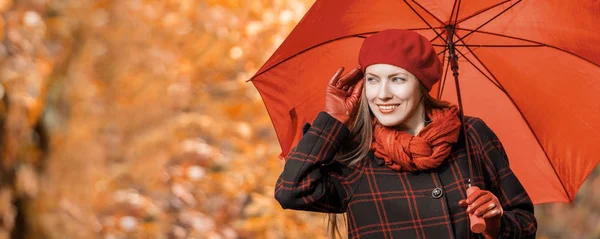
[371,106,461,172]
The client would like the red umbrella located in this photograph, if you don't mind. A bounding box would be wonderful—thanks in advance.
[249,0,600,204]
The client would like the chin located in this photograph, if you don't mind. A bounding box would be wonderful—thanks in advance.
[374,115,406,127]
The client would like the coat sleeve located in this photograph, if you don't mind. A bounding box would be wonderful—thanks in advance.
[274,112,351,213]
[467,118,538,239]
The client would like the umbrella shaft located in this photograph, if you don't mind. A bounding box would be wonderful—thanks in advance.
[445,25,459,74]
[446,24,475,188]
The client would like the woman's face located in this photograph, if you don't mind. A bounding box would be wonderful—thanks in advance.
[364,64,423,127]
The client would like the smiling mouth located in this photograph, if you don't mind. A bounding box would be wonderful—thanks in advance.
[377,104,400,113]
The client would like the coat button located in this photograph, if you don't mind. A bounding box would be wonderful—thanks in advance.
[432,188,444,199]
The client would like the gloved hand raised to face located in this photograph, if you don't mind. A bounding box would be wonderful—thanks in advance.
[325,67,364,127]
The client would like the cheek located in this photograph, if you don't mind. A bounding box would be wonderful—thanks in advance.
[390,85,415,99]
[411,86,424,101]
[393,82,422,100]
[364,85,378,100]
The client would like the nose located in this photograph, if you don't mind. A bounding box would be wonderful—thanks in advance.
[377,80,392,100]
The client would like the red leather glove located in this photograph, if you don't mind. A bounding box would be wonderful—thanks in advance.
[459,186,504,239]
[325,67,364,127]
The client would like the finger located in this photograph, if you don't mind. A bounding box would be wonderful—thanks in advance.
[482,208,502,219]
[474,202,496,217]
[466,188,486,204]
[458,199,468,209]
[352,78,364,96]
[467,186,480,194]
[342,85,350,91]
[470,195,494,215]
[338,67,363,87]
[348,79,364,101]
[328,67,345,86]
[468,193,492,211]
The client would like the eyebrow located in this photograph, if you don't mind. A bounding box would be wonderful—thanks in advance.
[366,72,408,77]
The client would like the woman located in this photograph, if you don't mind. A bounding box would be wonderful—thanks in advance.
[274,29,537,239]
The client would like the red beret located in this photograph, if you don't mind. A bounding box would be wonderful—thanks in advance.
[358,29,441,91]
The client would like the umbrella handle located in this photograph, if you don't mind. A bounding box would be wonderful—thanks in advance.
[467,187,487,233]
[469,212,486,233]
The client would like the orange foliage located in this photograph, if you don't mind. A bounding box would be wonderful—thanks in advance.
[0,0,596,238]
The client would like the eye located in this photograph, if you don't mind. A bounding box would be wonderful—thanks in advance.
[392,77,406,82]
[366,77,379,83]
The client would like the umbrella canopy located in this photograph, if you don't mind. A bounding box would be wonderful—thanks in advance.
[250,0,600,204]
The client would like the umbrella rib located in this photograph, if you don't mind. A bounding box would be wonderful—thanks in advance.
[436,26,539,53]
[354,27,445,39]
[408,0,445,25]
[430,28,450,43]
[453,48,506,93]
[439,37,448,77]
[249,29,434,82]
[454,0,522,44]
[454,28,600,68]
[497,91,573,202]
[453,44,544,48]
[435,44,543,48]
[455,0,512,25]
[455,28,544,45]
[438,50,451,99]
[449,0,459,24]
[453,38,573,202]
[432,44,551,48]
[432,44,548,47]
[452,31,507,92]
[452,0,462,25]
[404,0,447,42]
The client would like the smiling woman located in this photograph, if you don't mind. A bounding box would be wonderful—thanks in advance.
[364,65,426,132]
[274,29,537,239]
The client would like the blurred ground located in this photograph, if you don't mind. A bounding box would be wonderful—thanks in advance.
[0,0,597,238]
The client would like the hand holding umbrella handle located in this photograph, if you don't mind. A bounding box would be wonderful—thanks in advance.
[325,67,364,126]
[467,187,487,233]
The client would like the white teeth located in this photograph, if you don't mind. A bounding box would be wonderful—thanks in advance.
[379,105,399,110]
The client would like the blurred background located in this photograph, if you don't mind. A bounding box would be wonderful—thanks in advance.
[0,0,597,238]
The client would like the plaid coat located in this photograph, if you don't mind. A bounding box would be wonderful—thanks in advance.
[275,112,537,239]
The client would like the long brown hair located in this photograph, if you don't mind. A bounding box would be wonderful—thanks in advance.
[327,83,451,238]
